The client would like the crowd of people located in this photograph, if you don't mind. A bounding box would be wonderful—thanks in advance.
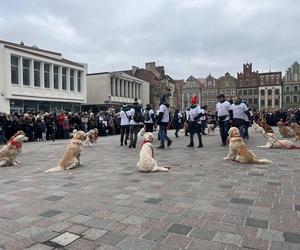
[1,96,299,147]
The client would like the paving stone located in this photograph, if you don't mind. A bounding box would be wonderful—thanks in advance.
[44,195,64,201]
[50,232,80,246]
[230,198,254,205]
[117,236,155,249]
[82,228,107,240]
[142,230,169,242]
[122,215,144,225]
[68,214,92,224]
[48,221,73,232]
[97,232,126,246]
[65,238,98,250]
[257,228,284,241]
[219,184,234,189]
[31,230,59,243]
[189,228,217,240]
[186,238,225,250]
[167,223,193,235]
[213,231,242,246]
[63,183,77,187]
[248,173,264,176]
[25,243,54,250]
[245,218,269,229]
[267,182,282,186]
[83,218,112,229]
[283,232,300,244]
[39,210,62,218]
[162,234,192,248]
[144,198,163,204]
[270,241,300,250]
[67,224,90,234]
[16,226,46,238]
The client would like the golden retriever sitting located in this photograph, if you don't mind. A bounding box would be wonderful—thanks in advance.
[258,133,300,149]
[277,121,294,138]
[291,123,300,141]
[46,131,86,172]
[7,130,26,144]
[224,127,272,164]
[0,134,28,167]
[137,132,169,172]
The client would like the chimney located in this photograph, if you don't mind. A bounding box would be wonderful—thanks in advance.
[132,66,139,76]
[145,62,156,72]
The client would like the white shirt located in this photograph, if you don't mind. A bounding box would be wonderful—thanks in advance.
[159,104,169,123]
[216,101,232,121]
[129,108,143,125]
[185,110,190,121]
[200,109,206,121]
[120,110,130,126]
[189,105,204,124]
[143,109,154,124]
[232,103,248,120]
[178,113,183,123]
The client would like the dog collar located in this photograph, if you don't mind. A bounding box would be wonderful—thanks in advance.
[10,140,22,149]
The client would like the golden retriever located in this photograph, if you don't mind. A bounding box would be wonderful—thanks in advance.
[7,130,26,144]
[261,122,274,134]
[85,129,98,146]
[258,133,300,149]
[0,134,28,167]
[252,121,265,134]
[137,132,169,172]
[291,123,300,141]
[277,121,294,138]
[224,127,272,164]
[46,131,86,172]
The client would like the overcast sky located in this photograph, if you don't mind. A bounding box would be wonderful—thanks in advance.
[0,0,299,79]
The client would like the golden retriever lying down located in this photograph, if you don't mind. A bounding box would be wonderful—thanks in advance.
[224,127,272,164]
[46,131,86,172]
[277,121,294,138]
[258,133,300,149]
[291,123,300,141]
[137,132,169,172]
[0,134,28,167]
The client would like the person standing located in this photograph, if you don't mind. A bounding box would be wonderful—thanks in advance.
[143,104,155,133]
[129,99,143,148]
[187,96,204,148]
[231,96,251,139]
[216,94,233,146]
[200,105,207,135]
[172,109,182,137]
[157,95,172,149]
[120,104,130,146]
[184,109,190,136]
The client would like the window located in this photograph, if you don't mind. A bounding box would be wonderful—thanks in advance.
[212,90,217,95]
[268,89,272,95]
[11,55,19,84]
[293,96,298,103]
[260,89,265,96]
[202,90,206,95]
[248,98,253,105]
[243,89,247,96]
[286,96,290,103]
[275,99,279,106]
[110,78,114,95]
[70,69,74,91]
[285,86,290,92]
[44,64,50,88]
[226,89,230,95]
[293,85,298,92]
[254,98,258,105]
[248,89,253,95]
[34,61,41,87]
[238,90,242,96]
[23,58,30,86]
[275,89,280,95]
[207,99,211,104]
[53,66,59,89]
[267,99,272,106]
[62,68,67,90]
[254,89,258,95]
[77,71,81,92]
[202,99,206,104]
[207,90,211,95]
[260,99,265,107]
[231,89,236,95]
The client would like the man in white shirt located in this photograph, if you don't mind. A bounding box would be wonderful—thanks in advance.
[129,99,143,148]
[119,104,130,146]
[231,97,251,139]
[157,95,172,149]
[216,94,233,146]
[143,104,155,132]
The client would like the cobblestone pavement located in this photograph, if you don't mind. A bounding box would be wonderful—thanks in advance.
[0,128,300,250]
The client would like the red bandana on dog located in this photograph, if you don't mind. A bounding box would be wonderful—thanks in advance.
[10,140,22,149]
[141,140,154,158]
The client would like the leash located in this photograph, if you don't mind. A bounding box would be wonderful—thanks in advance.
[271,139,300,149]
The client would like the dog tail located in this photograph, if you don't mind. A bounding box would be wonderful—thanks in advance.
[46,166,62,173]
[252,158,272,164]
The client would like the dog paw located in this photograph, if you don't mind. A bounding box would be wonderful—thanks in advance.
[223,157,228,160]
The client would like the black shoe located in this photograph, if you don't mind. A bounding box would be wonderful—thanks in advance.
[198,144,203,148]
[187,144,194,147]
[133,145,136,148]
[167,140,172,147]
[124,141,127,146]
[221,143,226,146]
[129,144,133,148]
[157,145,165,149]
[175,133,179,138]
[120,143,123,146]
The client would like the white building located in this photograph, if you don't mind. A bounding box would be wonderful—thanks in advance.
[0,39,87,113]
[85,71,149,111]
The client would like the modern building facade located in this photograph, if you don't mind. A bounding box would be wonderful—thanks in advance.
[258,71,282,110]
[0,39,87,113]
[218,72,237,100]
[85,71,149,112]
[283,61,300,109]
[237,63,259,110]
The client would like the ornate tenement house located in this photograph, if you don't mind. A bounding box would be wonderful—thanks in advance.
[258,71,282,110]
[181,76,202,109]
[283,61,300,109]
[218,72,237,101]
[123,62,177,110]
[237,63,259,110]
[201,74,219,111]
[173,79,184,109]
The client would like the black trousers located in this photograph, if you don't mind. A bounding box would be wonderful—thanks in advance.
[120,125,129,144]
[145,123,154,133]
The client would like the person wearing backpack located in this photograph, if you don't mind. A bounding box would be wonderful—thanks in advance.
[172,109,182,137]
[143,104,155,133]
[120,104,131,146]
[129,99,143,148]
[157,95,172,149]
